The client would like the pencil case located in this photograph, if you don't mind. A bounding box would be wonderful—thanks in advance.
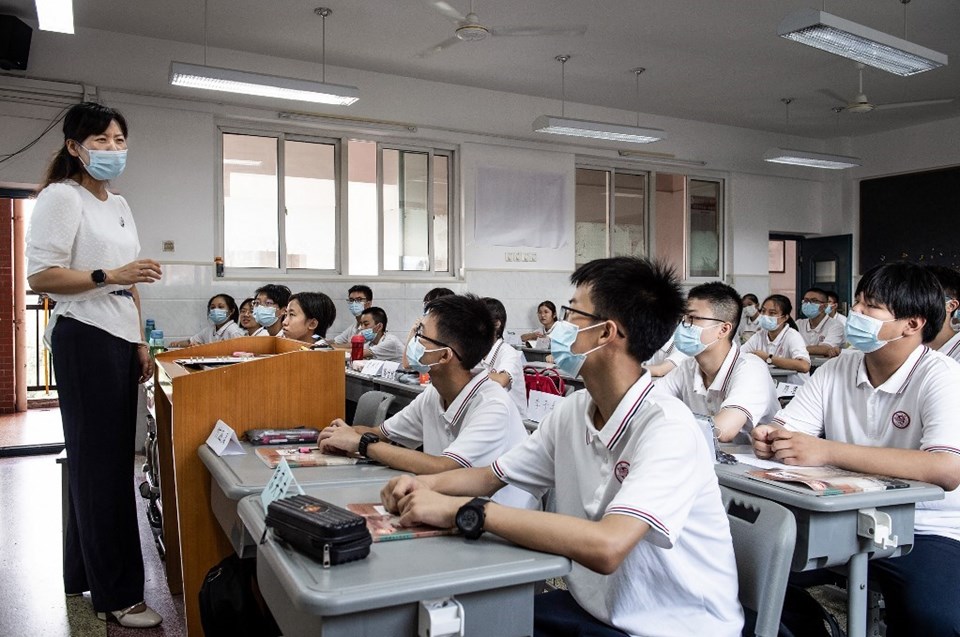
[246,428,320,445]
[265,495,372,567]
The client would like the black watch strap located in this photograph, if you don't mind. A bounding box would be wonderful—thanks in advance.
[457,497,490,540]
[358,432,380,457]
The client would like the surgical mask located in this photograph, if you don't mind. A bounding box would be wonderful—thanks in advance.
[801,302,822,319]
[549,320,606,377]
[824,303,835,315]
[361,327,376,342]
[253,305,278,328]
[208,308,228,324]
[405,337,445,373]
[673,323,719,357]
[80,146,127,181]
[348,301,364,317]
[758,315,780,332]
[951,309,960,333]
[743,305,758,319]
[844,311,902,353]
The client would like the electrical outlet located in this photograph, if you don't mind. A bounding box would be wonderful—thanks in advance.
[161,240,175,252]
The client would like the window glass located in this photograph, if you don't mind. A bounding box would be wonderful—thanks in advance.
[223,133,278,268]
[383,149,430,271]
[347,139,378,276]
[284,139,336,269]
[574,168,609,266]
[433,155,450,272]
[612,172,646,258]
[689,179,721,278]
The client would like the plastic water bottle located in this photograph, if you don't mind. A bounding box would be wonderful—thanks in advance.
[144,318,155,343]
[148,330,165,358]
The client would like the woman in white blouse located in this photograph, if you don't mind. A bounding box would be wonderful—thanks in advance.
[520,300,558,342]
[169,293,245,347]
[25,103,163,628]
[742,294,811,384]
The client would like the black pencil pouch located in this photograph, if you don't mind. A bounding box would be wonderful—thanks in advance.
[265,495,372,567]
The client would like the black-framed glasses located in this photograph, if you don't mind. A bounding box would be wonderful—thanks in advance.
[346,297,368,303]
[414,326,462,360]
[680,314,726,329]
[560,305,606,323]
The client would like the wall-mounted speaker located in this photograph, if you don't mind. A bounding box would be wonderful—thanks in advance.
[0,15,33,71]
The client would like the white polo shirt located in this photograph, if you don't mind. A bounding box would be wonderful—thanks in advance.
[644,335,689,370]
[737,314,761,344]
[774,345,960,542]
[492,375,743,637]
[479,338,528,418]
[379,372,537,510]
[333,322,361,345]
[251,327,284,338]
[796,315,845,348]
[654,344,779,438]
[742,326,810,385]
[937,330,960,363]
[189,320,247,345]
[366,332,405,363]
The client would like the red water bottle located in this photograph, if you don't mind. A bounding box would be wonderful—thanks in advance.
[350,334,365,362]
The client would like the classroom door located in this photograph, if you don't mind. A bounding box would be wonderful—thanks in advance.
[798,234,853,312]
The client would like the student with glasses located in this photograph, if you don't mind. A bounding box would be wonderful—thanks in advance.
[249,283,290,337]
[332,285,373,346]
[237,297,259,336]
[796,286,845,358]
[318,294,537,510]
[742,294,811,384]
[379,258,743,637]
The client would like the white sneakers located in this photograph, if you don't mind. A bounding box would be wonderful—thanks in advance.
[96,602,163,628]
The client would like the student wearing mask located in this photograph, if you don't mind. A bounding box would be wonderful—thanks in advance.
[478,297,528,418]
[924,265,960,363]
[319,294,537,510]
[281,292,336,345]
[655,283,779,442]
[520,300,558,342]
[643,334,689,377]
[753,262,960,637]
[237,297,259,335]
[332,285,373,345]
[379,258,743,637]
[401,287,456,368]
[825,290,847,327]
[168,293,245,347]
[742,294,811,384]
[250,284,290,337]
[796,286,844,358]
[357,306,405,363]
[737,293,762,343]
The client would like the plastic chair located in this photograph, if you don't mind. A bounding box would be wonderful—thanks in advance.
[721,486,797,637]
[352,390,395,428]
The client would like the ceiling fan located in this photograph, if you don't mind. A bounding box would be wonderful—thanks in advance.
[822,64,954,114]
[418,0,587,58]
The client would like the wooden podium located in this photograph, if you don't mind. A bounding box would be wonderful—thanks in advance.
[154,337,344,636]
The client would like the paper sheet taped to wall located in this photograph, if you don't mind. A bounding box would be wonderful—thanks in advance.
[474,166,567,248]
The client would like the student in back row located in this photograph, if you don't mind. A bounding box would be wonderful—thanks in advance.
[753,261,960,636]
[357,306,405,363]
[796,286,845,358]
[655,282,779,443]
[281,292,336,346]
[250,284,289,337]
[332,285,373,345]
[925,265,960,363]
[168,293,245,347]
[741,294,810,384]
[479,297,527,418]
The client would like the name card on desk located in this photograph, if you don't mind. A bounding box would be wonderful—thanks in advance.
[527,390,564,423]
[206,419,246,456]
[504,331,522,346]
[379,361,400,380]
[776,382,800,399]
[260,458,305,512]
[360,360,385,376]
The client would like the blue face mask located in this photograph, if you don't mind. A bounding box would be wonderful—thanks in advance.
[743,305,758,319]
[951,308,960,333]
[673,322,720,357]
[253,305,278,328]
[844,311,902,353]
[208,308,228,324]
[80,146,127,181]
[549,320,605,377]
[405,336,445,373]
[758,315,781,332]
[361,327,376,342]
[801,302,822,319]
[824,303,835,315]
[348,301,364,317]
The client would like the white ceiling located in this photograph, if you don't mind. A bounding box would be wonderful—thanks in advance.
[3,0,959,139]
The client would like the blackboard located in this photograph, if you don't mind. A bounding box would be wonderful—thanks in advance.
[860,166,960,271]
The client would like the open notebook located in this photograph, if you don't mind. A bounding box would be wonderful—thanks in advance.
[346,503,457,542]
[746,466,910,496]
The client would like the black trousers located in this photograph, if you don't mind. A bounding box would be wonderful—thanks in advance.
[52,317,144,612]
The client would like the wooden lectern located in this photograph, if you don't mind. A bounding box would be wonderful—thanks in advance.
[154,337,344,636]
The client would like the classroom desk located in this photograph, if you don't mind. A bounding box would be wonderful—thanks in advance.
[767,365,793,379]
[518,346,551,363]
[239,482,571,637]
[522,360,585,392]
[715,460,943,637]
[344,368,425,412]
[199,442,403,556]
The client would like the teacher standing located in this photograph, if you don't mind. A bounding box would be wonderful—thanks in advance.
[25,102,163,628]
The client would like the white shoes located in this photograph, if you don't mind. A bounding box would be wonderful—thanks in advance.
[96,602,163,628]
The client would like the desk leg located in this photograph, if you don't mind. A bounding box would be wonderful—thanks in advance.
[847,552,868,637]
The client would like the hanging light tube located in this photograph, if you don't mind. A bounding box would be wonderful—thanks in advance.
[169,62,359,105]
[763,147,861,170]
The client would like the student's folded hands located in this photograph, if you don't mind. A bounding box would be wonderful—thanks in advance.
[752,425,831,466]
[318,421,360,455]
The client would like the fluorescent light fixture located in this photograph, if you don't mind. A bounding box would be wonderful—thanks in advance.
[35,0,74,34]
[778,9,947,76]
[763,148,861,170]
[617,150,706,167]
[278,111,416,133]
[533,115,665,144]
[169,62,359,105]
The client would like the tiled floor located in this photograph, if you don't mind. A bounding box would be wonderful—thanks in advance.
[0,408,66,449]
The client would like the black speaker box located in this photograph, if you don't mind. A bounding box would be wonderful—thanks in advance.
[0,15,32,71]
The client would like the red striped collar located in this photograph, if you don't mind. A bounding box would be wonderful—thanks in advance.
[697,344,739,395]
[855,345,929,394]
[443,372,490,426]
[585,374,656,450]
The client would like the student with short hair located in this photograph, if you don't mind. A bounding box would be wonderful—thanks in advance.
[357,306,405,363]
[924,265,960,363]
[380,258,743,637]
[332,285,373,345]
[281,292,336,345]
[796,286,845,358]
[237,297,259,335]
[824,290,847,327]
[742,294,811,384]
[401,287,457,368]
[168,293,245,347]
[655,282,779,442]
[753,261,960,637]
[250,284,290,337]
[319,294,537,510]
[479,297,528,418]
[736,293,762,343]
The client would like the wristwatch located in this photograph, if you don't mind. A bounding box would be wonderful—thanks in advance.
[91,269,107,287]
[766,355,773,364]
[456,497,490,540]
[358,432,380,457]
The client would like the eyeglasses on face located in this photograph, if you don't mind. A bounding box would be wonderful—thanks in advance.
[251,300,277,308]
[414,326,462,360]
[347,297,368,303]
[680,314,726,329]
[560,305,605,323]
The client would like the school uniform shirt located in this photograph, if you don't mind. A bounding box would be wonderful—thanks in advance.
[736,315,761,344]
[477,338,528,418]
[742,326,810,385]
[796,315,845,348]
[251,326,284,338]
[333,322,361,345]
[654,344,779,438]
[830,311,847,327]
[492,375,743,637]
[644,335,689,369]
[366,332,405,363]
[26,182,142,347]
[188,320,246,345]
[773,345,960,543]
[379,372,538,510]
[937,330,960,363]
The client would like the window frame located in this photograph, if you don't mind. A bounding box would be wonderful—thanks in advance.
[684,176,725,283]
[574,162,651,262]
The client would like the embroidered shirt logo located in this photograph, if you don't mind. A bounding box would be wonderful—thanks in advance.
[892,411,911,429]
[614,461,630,483]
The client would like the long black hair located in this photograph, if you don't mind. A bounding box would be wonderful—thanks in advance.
[39,102,128,192]
[208,293,240,324]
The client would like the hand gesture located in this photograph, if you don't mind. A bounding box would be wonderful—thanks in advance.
[109,259,162,286]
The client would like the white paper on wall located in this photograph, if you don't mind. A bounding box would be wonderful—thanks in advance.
[474,166,566,248]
